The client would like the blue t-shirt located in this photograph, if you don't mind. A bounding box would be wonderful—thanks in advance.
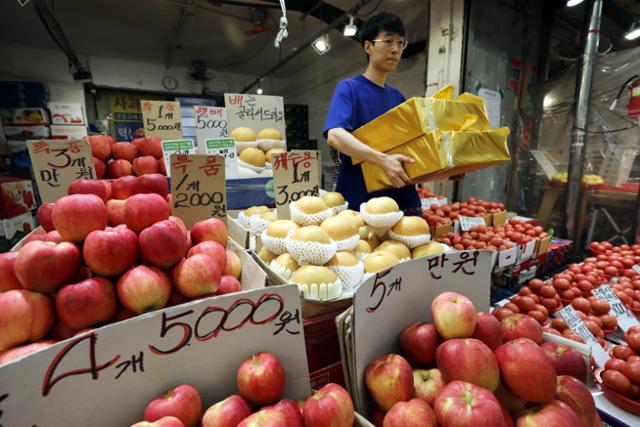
[323,75,420,214]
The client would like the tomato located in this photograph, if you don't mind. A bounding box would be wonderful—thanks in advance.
[602,369,632,395]
[614,345,637,360]
[605,266,620,277]
[584,320,603,337]
[516,296,536,312]
[530,294,541,304]
[559,289,575,300]
[492,307,514,321]
[529,279,544,292]
[591,299,611,315]
[539,285,556,298]
[551,317,568,331]
[572,288,584,298]
[543,327,562,336]
[540,298,558,311]
[587,315,604,328]
[535,304,549,318]
[606,358,628,372]
[622,362,640,386]
[577,280,594,293]
[600,314,618,330]
[504,302,520,313]
[518,286,533,296]
[627,326,640,336]
[526,310,547,325]
[572,297,592,314]
[576,311,588,321]
[562,331,586,344]
[627,333,640,352]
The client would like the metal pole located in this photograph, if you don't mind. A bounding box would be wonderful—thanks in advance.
[563,0,602,243]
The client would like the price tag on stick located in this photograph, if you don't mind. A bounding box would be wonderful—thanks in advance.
[170,154,227,228]
[141,100,183,140]
[459,216,486,231]
[592,285,640,332]
[557,305,609,367]
[27,139,96,203]
[272,151,320,220]
[200,138,239,179]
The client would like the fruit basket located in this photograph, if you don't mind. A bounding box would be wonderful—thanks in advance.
[594,368,640,416]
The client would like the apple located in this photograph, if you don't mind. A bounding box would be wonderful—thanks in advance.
[303,383,354,427]
[112,176,139,199]
[51,318,79,341]
[436,338,500,392]
[113,307,136,322]
[365,354,413,411]
[0,340,55,366]
[0,252,21,292]
[140,220,187,268]
[133,156,160,175]
[224,250,242,279]
[383,398,437,427]
[137,173,169,197]
[501,314,543,344]
[217,275,242,295]
[107,199,127,226]
[173,254,221,298]
[131,416,185,427]
[554,375,596,427]
[52,194,109,241]
[168,287,189,307]
[431,291,477,339]
[202,394,252,427]
[434,381,503,427]
[68,179,111,202]
[0,289,55,351]
[413,368,445,405]
[371,408,386,427]
[472,312,504,350]
[116,265,171,314]
[270,399,304,427]
[139,135,163,159]
[15,241,81,293]
[109,159,133,178]
[495,383,526,414]
[187,241,227,271]
[502,406,514,427]
[43,230,64,243]
[515,400,582,426]
[55,277,118,330]
[399,322,441,366]
[237,351,286,405]
[190,218,228,246]
[87,135,112,160]
[83,227,138,276]
[94,157,106,179]
[124,193,171,233]
[36,202,55,231]
[237,408,287,427]
[112,141,139,162]
[144,384,202,427]
[540,342,587,381]
[494,338,557,403]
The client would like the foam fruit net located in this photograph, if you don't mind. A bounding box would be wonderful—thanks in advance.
[285,236,337,265]
[290,203,334,226]
[387,230,432,249]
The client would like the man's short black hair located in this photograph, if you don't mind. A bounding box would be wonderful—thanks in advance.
[359,11,406,47]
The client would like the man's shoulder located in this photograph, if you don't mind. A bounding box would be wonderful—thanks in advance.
[336,76,361,89]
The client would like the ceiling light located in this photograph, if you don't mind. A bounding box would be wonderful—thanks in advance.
[257,80,263,95]
[566,0,584,7]
[344,16,357,37]
[543,95,554,108]
[625,20,640,40]
[312,34,331,55]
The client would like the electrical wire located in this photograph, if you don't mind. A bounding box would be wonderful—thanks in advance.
[573,125,636,134]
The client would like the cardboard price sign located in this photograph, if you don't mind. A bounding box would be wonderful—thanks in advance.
[459,215,486,231]
[27,139,96,203]
[557,305,609,367]
[592,285,640,332]
[225,93,286,136]
[0,285,310,427]
[272,151,320,219]
[170,154,227,229]
[200,138,239,179]
[351,250,492,413]
[161,139,196,178]
[141,100,183,140]
[194,106,228,143]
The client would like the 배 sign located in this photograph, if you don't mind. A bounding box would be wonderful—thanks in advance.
[272,151,320,219]
[141,100,183,140]
[194,105,228,143]
[27,139,96,203]
[161,139,196,178]
[170,154,227,228]
[224,93,285,136]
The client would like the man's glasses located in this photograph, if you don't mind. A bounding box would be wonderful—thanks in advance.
[371,38,408,50]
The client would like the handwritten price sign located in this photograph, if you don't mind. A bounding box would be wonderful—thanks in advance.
[272,151,320,219]
[195,106,228,144]
[27,139,96,203]
[141,100,183,140]
[0,286,310,427]
[170,154,227,229]
[224,93,285,136]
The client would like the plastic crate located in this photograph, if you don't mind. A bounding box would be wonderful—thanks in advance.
[303,309,345,373]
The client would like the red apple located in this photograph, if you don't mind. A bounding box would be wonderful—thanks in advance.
[303,383,354,427]
[431,291,477,339]
[237,351,286,405]
[144,384,202,427]
[554,375,596,427]
[36,202,55,231]
[83,227,138,276]
[540,342,587,381]
[113,306,136,322]
[52,194,109,241]
[190,218,228,246]
[494,338,557,403]
[124,193,171,233]
[87,135,112,160]
[168,216,188,236]
[140,219,187,268]
[159,157,167,175]
[51,318,80,341]
[0,289,55,351]
[15,241,81,293]
[365,354,413,411]
[434,381,503,427]
[201,394,251,427]
[237,408,287,427]
[108,159,133,178]
[436,338,500,392]
[501,314,543,344]
[371,408,386,427]
[270,399,304,427]
[224,250,242,279]
[413,368,445,406]
[139,135,163,159]
[495,382,526,415]
[187,241,227,269]
[112,176,139,199]
[0,252,21,292]
[137,173,169,197]
[107,199,126,226]
[515,400,583,426]
[93,157,106,179]
[502,406,515,427]
[173,254,221,298]
[68,179,111,202]
[133,156,160,176]
[472,312,504,350]
[131,416,185,427]
[0,340,55,366]
[217,275,241,295]
[399,322,441,366]
[55,277,117,329]
[112,141,139,162]
[43,230,64,243]
[116,265,171,314]
[383,398,437,427]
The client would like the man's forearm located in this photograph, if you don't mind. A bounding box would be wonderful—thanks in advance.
[327,128,386,166]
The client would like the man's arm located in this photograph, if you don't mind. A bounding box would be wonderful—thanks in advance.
[327,127,414,189]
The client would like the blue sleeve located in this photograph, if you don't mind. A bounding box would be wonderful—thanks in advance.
[323,80,354,138]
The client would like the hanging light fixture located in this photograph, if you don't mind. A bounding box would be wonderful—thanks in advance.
[343,16,357,37]
[257,79,263,95]
[312,34,331,55]
[624,18,640,40]
[566,0,584,7]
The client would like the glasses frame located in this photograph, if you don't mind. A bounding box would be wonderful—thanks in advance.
[370,38,408,50]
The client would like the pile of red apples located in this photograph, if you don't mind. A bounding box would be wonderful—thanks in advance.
[87,134,167,179]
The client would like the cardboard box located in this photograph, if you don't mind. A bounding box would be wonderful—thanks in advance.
[0,177,36,218]
[517,239,537,263]
[430,221,452,238]
[536,234,553,255]
[492,210,508,226]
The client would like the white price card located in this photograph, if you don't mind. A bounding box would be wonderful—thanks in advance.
[459,216,486,231]
[633,265,640,274]
[200,138,239,179]
[161,139,196,178]
[592,285,640,332]
[420,197,441,210]
[557,305,609,367]
[194,106,228,144]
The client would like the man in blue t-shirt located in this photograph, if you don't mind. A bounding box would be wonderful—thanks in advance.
[324,11,420,215]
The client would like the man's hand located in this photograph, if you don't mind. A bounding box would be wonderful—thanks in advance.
[383,154,414,188]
